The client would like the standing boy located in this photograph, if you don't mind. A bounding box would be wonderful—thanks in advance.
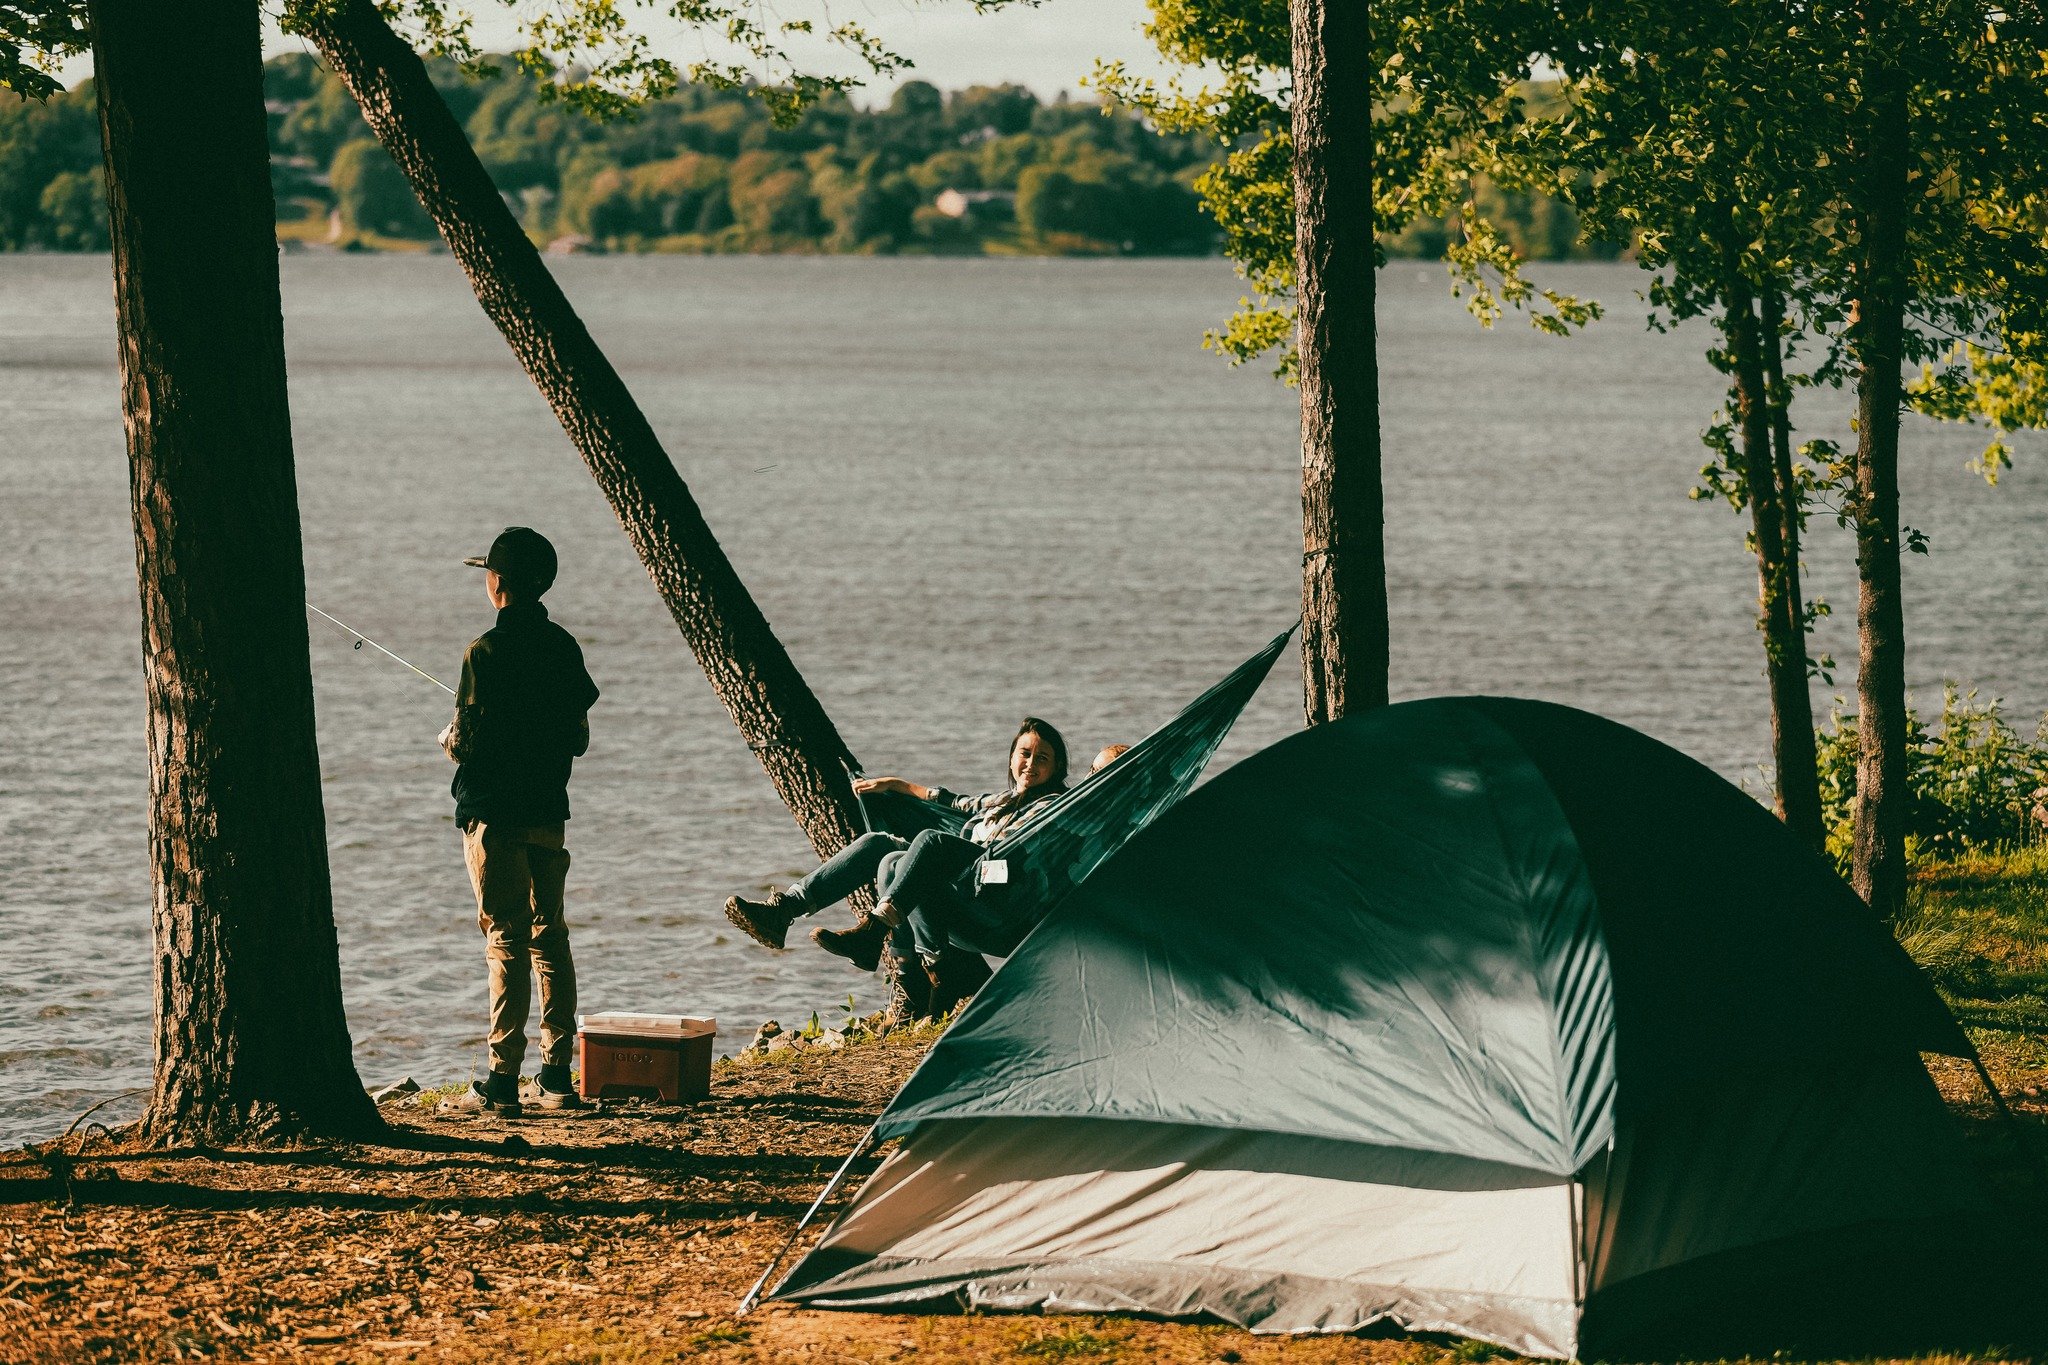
[441,527,600,1117]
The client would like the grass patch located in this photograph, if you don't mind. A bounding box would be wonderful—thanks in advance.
[717,1008,959,1071]
[690,1324,752,1348]
[1906,847,2048,1073]
[1014,1325,1127,1359]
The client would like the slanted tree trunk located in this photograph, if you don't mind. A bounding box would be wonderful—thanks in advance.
[1848,75,1914,916]
[1724,271,1823,850]
[1292,0,1388,723]
[289,0,865,862]
[89,0,378,1143]
[1759,280,1824,850]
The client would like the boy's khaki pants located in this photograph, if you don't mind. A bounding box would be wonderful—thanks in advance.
[463,821,577,1076]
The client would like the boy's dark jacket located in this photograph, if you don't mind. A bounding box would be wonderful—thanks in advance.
[448,600,599,827]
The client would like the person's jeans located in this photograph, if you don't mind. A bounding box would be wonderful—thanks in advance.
[895,887,1018,963]
[464,821,577,1075]
[792,829,994,961]
[874,829,1011,963]
[788,831,908,911]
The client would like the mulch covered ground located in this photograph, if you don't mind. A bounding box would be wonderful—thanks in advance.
[3,1036,2046,1365]
[0,1037,1427,1364]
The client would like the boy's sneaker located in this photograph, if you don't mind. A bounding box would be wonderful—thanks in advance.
[536,1063,589,1111]
[455,1070,523,1118]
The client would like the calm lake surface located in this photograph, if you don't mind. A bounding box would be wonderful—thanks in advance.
[4,255,2043,1144]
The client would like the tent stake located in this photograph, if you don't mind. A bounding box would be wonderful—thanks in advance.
[738,1127,877,1315]
[1968,1053,2048,1199]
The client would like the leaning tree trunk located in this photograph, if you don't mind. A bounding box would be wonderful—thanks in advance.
[1848,77,1914,917]
[1724,273,1823,850]
[89,0,378,1143]
[289,0,865,862]
[1759,280,1824,850]
[1292,0,1388,723]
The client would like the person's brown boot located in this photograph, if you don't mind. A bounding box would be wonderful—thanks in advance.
[881,945,931,1024]
[723,890,802,950]
[811,914,889,972]
[921,948,991,1017]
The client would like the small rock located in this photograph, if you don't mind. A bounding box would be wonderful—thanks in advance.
[817,1029,847,1051]
[369,1078,421,1105]
[747,1020,782,1053]
[764,1033,797,1053]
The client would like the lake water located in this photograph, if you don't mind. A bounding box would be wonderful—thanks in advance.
[4,255,2043,1145]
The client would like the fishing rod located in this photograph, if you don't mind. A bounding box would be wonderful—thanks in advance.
[306,603,456,696]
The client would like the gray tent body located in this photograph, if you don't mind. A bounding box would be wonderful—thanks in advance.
[774,698,1987,1357]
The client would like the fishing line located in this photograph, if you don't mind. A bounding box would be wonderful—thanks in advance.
[306,603,456,696]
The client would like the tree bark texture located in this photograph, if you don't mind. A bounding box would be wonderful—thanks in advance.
[1849,77,1913,917]
[1292,0,1388,723]
[1759,282,1825,850]
[1724,274,1823,851]
[293,0,866,863]
[89,0,378,1143]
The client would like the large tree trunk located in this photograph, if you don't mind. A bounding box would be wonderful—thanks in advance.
[1292,0,1388,723]
[1759,280,1824,850]
[289,0,866,862]
[1724,272,1823,850]
[89,0,378,1143]
[1849,77,1913,916]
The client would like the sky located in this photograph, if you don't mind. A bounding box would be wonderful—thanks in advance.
[60,1,1186,103]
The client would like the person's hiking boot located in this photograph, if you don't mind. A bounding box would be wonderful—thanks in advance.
[811,913,889,972]
[536,1062,589,1112]
[880,945,931,1024]
[921,948,992,1018]
[462,1070,522,1118]
[724,889,803,950]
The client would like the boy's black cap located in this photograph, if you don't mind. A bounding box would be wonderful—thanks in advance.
[464,526,557,594]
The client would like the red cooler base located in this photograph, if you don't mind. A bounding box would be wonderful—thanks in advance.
[576,1014,715,1102]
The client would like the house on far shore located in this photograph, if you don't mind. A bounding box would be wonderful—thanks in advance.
[934,188,1017,220]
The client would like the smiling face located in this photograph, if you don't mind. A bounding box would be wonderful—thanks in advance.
[1010,730,1059,793]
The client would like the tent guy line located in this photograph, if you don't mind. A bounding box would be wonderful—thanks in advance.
[306,602,457,695]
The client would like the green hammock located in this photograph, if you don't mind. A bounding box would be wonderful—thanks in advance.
[850,623,1294,953]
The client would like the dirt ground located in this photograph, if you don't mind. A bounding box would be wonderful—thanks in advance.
[4,1036,2046,1365]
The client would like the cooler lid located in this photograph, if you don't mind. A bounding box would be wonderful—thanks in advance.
[580,1012,715,1039]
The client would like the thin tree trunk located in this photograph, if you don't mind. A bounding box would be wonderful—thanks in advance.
[89,0,378,1143]
[1849,77,1913,916]
[1759,280,1824,850]
[1292,0,1387,723]
[290,0,866,863]
[1725,271,1821,849]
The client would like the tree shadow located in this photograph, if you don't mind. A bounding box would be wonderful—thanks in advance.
[0,1172,818,1221]
[1585,1210,2048,1361]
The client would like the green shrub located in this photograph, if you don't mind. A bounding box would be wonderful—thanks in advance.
[1815,686,2048,868]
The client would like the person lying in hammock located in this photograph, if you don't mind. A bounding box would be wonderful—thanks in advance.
[722,718,1071,1007]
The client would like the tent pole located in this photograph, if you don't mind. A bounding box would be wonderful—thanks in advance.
[1967,1053,2048,1199]
[738,1126,878,1315]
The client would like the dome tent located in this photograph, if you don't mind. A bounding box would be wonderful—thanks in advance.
[769,698,1990,1358]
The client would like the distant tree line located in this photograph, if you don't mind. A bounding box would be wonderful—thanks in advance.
[0,54,1612,258]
